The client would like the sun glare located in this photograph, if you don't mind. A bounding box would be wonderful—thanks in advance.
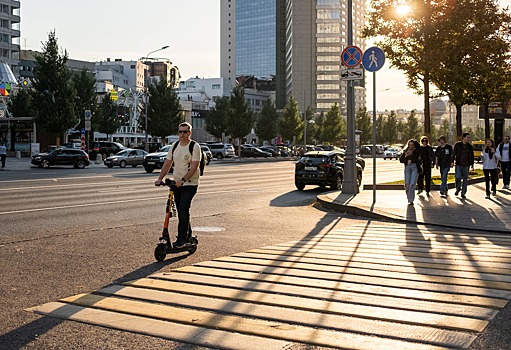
[396,4,411,16]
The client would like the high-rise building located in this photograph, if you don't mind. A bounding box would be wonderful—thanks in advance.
[0,0,20,77]
[221,0,366,114]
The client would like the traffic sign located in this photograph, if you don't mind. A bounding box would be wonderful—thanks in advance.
[85,120,91,131]
[341,46,362,68]
[110,90,118,101]
[341,68,364,81]
[85,110,91,120]
[81,128,86,134]
[362,47,385,72]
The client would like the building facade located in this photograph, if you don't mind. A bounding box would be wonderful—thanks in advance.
[0,0,20,77]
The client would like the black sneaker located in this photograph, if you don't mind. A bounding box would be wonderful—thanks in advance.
[173,240,185,248]
[439,191,445,196]
[455,190,460,196]
[461,194,466,199]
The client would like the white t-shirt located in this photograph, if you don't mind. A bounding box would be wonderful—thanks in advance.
[500,143,510,162]
[0,145,6,155]
[166,141,201,185]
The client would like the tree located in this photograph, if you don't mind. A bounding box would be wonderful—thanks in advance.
[7,88,34,118]
[382,111,398,144]
[31,30,76,146]
[322,104,345,145]
[403,110,421,141]
[355,107,372,145]
[255,99,278,143]
[147,75,183,142]
[72,69,97,129]
[94,93,121,138]
[439,119,452,141]
[313,112,325,144]
[364,0,442,139]
[206,96,230,140]
[376,115,385,144]
[227,86,254,153]
[278,96,302,144]
[303,106,315,144]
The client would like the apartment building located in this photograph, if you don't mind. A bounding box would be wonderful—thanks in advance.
[0,0,20,77]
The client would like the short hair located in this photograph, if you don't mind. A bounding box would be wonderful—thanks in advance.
[179,122,192,131]
[462,132,470,138]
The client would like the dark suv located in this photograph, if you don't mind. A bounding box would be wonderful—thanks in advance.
[90,141,126,160]
[143,145,171,173]
[294,151,363,191]
[31,148,90,169]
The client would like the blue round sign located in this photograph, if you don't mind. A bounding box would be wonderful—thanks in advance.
[362,47,385,72]
[341,46,363,68]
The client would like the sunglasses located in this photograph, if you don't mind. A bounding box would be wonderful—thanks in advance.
[178,130,190,134]
[421,139,427,142]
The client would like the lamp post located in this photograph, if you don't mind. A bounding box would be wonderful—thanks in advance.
[143,45,169,151]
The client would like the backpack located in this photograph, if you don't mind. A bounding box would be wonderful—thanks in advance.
[172,140,205,176]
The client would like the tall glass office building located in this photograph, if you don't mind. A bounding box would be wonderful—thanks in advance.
[235,0,276,78]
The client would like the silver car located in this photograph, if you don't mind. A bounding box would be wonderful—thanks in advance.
[104,149,148,168]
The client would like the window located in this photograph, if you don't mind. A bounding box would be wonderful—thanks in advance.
[212,84,221,89]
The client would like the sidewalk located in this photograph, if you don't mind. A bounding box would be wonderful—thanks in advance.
[318,183,511,234]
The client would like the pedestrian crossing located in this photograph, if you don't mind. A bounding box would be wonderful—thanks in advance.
[27,224,511,349]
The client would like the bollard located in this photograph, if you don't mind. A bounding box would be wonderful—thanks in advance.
[16,150,21,158]
[95,153,102,164]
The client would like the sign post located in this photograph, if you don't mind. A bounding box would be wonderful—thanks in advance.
[84,110,91,154]
[362,46,385,203]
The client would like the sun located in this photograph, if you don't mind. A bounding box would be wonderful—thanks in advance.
[396,4,411,16]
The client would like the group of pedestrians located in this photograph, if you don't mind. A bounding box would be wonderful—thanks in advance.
[399,133,511,205]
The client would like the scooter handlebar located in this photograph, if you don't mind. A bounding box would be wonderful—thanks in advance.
[165,178,176,187]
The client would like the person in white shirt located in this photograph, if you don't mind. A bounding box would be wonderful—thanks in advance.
[497,135,510,189]
[0,141,6,168]
[482,139,501,198]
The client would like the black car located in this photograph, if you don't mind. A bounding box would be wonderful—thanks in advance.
[294,150,363,191]
[240,145,272,158]
[143,145,171,173]
[31,148,90,169]
[259,146,281,157]
[90,141,126,160]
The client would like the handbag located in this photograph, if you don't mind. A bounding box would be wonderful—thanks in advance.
[416,158,423,174]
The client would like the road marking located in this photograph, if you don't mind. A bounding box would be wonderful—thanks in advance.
[28,224,511,348]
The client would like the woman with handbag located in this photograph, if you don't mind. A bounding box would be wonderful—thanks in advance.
[481,139,501,199]
[399,139,421,205]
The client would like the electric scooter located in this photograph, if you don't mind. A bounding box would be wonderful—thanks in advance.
[154,178,198,262]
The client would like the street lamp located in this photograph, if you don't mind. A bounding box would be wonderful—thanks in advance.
[143,45,169,151]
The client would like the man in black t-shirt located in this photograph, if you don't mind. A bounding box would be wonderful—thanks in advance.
[452,133,474,199]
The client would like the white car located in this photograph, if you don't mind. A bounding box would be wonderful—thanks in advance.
[383,147,402,160]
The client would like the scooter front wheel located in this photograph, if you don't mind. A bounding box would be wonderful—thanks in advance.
[154,243,167,262]
[187,237,199,254]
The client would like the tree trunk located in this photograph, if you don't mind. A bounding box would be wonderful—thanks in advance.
[424,71,431,140]
[456,104,463,140]
[483,104,490,139]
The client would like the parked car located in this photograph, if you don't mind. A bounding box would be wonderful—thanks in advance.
[143,145,171,173]
[134,142,163,153]
[200,145,213,165]
[207,143,236,159]
[337,149,366,170]
[275,145,292,157]
[240,145,272,158]
[63,142,82,149]
[294,150,363,191]
[383,147,402,160]
[90,141,126,160]
[360,146,372,155]
[259,146,281,157]
[104,149,148,168]
[31,148,90,169]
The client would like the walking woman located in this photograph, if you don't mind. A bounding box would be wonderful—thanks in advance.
[417,136,435,195]
[481,139,501,199]
[399,139,421,205]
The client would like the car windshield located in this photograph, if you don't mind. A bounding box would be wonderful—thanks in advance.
[116,150,130,156]
[300,155,328,164]
[473,143,484,151]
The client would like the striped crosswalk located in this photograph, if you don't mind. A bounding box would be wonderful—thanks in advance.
[27,224,511,349]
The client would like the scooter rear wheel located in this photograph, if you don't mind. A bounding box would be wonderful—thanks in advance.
[187,237,198,254]
[154,243,167,262]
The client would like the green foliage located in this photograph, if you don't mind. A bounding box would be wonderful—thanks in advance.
[381,111,398,144]
[304,107,316,144]
[278,96,302,143]
[255,99,278,142]
[227,86,254,142]
[376,115,385,144]
[355,107,372,145]
[473,124,485,141]
[72,69,97,128]
[206,96,230,140]
[30,30,77,141]
[313,112,325,144]
[94,93,121,137]
[7,89,34,118]
[322,104,345,145]
[439,119,452,142]
[403,110,421,141]
[147,75,183,139]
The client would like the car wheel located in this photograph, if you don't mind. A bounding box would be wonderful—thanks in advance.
[119,160,127,168]
[144,166,154,173]
[41,160,50,168]
[76,160,86,169]
[217,153,223,160]
[131,164,137,168]
[106,164,114,168]
[332,174,343,190]
[383,157,386,160]
[295,181,305,191]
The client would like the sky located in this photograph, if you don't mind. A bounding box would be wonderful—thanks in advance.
[20,0,511,112]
